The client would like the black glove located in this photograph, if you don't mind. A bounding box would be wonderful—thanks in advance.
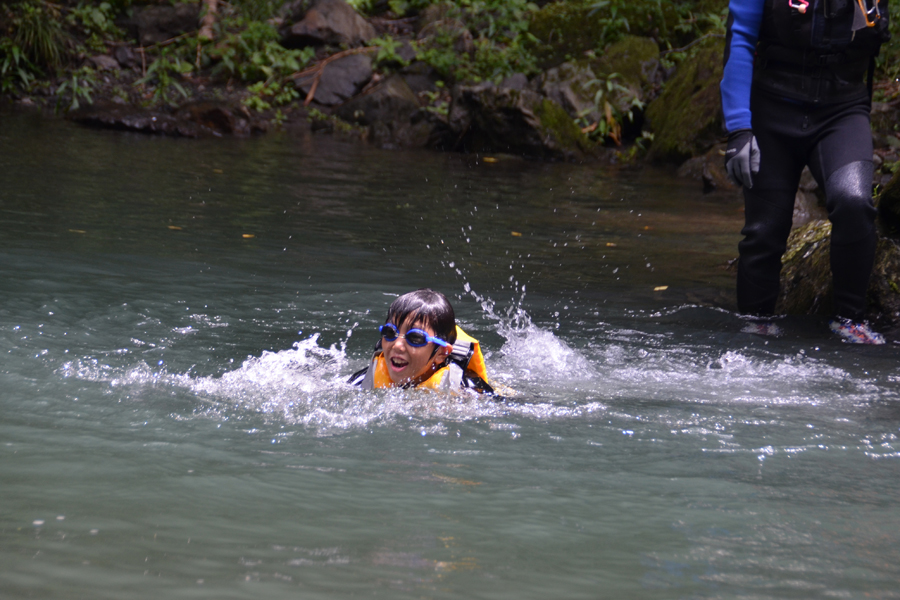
[724,128,760,188]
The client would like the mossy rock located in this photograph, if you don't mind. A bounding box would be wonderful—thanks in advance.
[877,167,900,239]
[777,220,834,315]
[534,97,594,156]
[645,37,725,163]
[777,177,900,328]
[527,2,676,67]
[592,35,660,87]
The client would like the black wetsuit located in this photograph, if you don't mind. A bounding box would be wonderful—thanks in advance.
[721,0,890,320]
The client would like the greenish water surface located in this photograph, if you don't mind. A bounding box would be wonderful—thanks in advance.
[2,112,899,599]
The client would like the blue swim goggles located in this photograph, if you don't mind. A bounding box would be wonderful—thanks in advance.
[379,323,449,348]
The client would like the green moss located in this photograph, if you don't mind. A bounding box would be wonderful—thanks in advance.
[592,35,660,84]
[645,37,724,163]
[527,3,605,66]
[527,1,677,68]
[535,97,594,154]
[777,220,834,315]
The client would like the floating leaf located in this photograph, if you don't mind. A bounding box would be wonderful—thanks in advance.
[242,234,255,239]
[168,225,182,230]
[483,157,498,163]
[653,286,668,292]
[511,231,522,237]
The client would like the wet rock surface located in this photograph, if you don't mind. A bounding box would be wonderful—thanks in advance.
[69,101,263,138]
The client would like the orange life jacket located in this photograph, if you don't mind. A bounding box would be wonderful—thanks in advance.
[356,326,490,392]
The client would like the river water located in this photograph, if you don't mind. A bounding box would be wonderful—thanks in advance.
[2,112,899,599]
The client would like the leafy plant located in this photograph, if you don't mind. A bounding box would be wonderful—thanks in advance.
[874,2,900,85]
[371,35,410,69]
[55,66,95,112]
[243,80,299,112]
[136,49,192,106]
[410,0,541,84]
[13,0,69,70]
[576,73,643,145]
[0,39,36,92]
[67,1,124,52]
[307,107,360,135]
[210,21,313,82]
[421,88,449,116]
[232,0,280,21]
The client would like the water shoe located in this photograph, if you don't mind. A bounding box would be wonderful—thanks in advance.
[829,318,885,345]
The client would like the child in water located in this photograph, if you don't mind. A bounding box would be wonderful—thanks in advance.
[349,288,495,394]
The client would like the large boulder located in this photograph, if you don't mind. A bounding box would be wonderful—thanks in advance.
[293,53,373,106]
[335,74,433,148]
[447,82,593,160]
[280,0,375,48]
[777,220,835,316]
[537,62,600,124]
[645,37,725,163]
[779,169,900,327]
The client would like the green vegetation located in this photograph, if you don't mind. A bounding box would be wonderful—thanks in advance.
[874,2,900,100]
[3,0,892,160]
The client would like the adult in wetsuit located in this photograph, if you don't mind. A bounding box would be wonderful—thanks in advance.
[721,0,890,342]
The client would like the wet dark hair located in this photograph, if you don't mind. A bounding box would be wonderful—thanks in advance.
[385,289,457,345]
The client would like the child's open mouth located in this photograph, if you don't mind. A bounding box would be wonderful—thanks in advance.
[390,357,408,370]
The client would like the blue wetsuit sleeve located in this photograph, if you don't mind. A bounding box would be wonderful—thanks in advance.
[721,0,765,133]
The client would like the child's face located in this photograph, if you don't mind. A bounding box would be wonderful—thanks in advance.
[382,316,449,385]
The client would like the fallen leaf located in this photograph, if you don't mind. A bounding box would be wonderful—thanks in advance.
[606,242,617,247]
[483,157,498,163]
[242,234,255,239]
[653,286,668,291]
[168,225,182,230]
[511,231,522,237]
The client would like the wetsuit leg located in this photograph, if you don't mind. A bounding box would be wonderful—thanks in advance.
[737,92,806,315]
[806,97,876,321]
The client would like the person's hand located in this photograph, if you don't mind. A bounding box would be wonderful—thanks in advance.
[724,129,760,188]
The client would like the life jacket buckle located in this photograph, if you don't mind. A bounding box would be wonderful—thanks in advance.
[788,0,809,14]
